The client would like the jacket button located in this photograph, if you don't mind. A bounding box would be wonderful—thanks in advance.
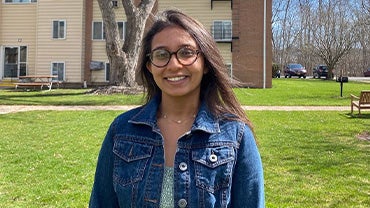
[209,154,218,162]
[178,198,187,207]
[179,162,188,171]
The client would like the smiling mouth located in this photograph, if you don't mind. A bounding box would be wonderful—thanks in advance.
[166,76,187,82]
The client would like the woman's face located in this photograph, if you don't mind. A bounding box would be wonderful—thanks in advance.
[147,26,207,99]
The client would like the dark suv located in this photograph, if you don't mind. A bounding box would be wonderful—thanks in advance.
[313,65,331,78]
[284,63,307,78]
[364,68,370,77]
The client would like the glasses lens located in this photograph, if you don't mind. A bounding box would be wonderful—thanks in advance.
[149,47,199,67]
[177,48,198,65]
[151,49,170,67]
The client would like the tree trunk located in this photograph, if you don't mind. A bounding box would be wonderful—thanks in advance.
[97,0,155,87]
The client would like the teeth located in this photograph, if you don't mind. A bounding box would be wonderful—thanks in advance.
[167,76,186,81]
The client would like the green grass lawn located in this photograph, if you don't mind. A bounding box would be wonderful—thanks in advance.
[235,78,369,106]
[249,111,369,207]
[0,78,369,207]
[0,110,369,207]
[1,79,369,106]
[0,88,144,106]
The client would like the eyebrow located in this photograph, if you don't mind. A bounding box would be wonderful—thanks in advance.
[151,44,197,52]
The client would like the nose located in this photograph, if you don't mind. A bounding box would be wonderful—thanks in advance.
[166,53,182,68]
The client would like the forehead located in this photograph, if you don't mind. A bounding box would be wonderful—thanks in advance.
[151,26,198,49]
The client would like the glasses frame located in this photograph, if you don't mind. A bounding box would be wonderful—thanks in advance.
[147,47,201,68]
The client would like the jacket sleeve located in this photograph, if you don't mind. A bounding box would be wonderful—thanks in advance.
[89,121,119,208]
[231,123,265,207]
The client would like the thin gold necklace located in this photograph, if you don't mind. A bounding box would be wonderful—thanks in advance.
[161,113,196,124]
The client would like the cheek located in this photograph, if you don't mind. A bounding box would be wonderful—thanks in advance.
[148,68,162,84]
[197,58,208,75]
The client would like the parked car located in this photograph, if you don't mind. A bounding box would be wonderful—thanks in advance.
[284,63,307,78]
[364,68,370,77]
[313,65,332,78]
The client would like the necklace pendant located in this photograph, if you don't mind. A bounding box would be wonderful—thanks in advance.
[176,120,182,124]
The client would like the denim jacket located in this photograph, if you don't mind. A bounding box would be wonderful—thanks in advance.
[89,96,264,208]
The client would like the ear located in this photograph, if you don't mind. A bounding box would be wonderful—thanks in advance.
[203,66,209,75]
[146,62,153,73]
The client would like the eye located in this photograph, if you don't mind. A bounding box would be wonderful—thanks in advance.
[152,49,170,60]
[178,48,196,58]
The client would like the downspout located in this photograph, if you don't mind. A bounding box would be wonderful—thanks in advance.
[84,0,93,84]
[263,0,267,89]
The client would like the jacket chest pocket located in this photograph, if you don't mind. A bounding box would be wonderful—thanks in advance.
[113,140,153,186]
[192,146,235,193]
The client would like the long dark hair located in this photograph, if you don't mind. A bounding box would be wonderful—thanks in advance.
[138,9,253,129]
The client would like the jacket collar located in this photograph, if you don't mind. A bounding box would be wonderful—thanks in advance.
[129,95,220,134]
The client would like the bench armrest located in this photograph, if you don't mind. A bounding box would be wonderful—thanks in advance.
[350,94,359,102]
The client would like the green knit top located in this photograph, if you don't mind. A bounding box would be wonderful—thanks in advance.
[160,166,174,208]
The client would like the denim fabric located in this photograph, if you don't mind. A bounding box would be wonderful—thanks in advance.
[89,96,264,208]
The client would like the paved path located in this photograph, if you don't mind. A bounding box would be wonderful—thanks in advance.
[0,105,350,114]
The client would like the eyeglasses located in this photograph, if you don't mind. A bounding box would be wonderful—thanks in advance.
[147,47,201,68]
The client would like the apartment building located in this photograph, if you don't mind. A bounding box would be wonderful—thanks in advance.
[0,0,271,88]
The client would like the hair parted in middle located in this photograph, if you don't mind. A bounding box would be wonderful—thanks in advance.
[138,9,252,127]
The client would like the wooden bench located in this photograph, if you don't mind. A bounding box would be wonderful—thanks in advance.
[351,90,370,115]
[14,75,58,91]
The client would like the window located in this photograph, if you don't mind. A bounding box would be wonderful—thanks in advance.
[212,20,232,41]
[93,21,125,40]
[51,62,65,81]
[3,46,27,78]
[105,63,110,82]
[93,22,105,40]
[117,22,125,40]
[111,0,118,8]
[52,20,66,39]
[19,46,27,76]
[5,0,37,3]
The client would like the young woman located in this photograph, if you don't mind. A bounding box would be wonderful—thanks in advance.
[90,9,264,208]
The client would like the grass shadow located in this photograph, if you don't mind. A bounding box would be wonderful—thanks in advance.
[344,112,370,119]
[0,89,87,98]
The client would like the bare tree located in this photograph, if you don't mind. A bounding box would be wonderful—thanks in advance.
[298,0,314,74]
[97,0,155,87]
[362,0,370,15]
[272,0,302,69]
[272,0,368,77]
[358,0,370,72]
[310,0,357,79]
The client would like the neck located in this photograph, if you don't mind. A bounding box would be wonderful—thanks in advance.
[159,94,200,119]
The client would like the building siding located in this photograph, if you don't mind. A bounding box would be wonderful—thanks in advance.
[90,1,128,83]
[0,4,37,76]
[159,0,232,64]
[35,0,85,82]
[0,0,271,88]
